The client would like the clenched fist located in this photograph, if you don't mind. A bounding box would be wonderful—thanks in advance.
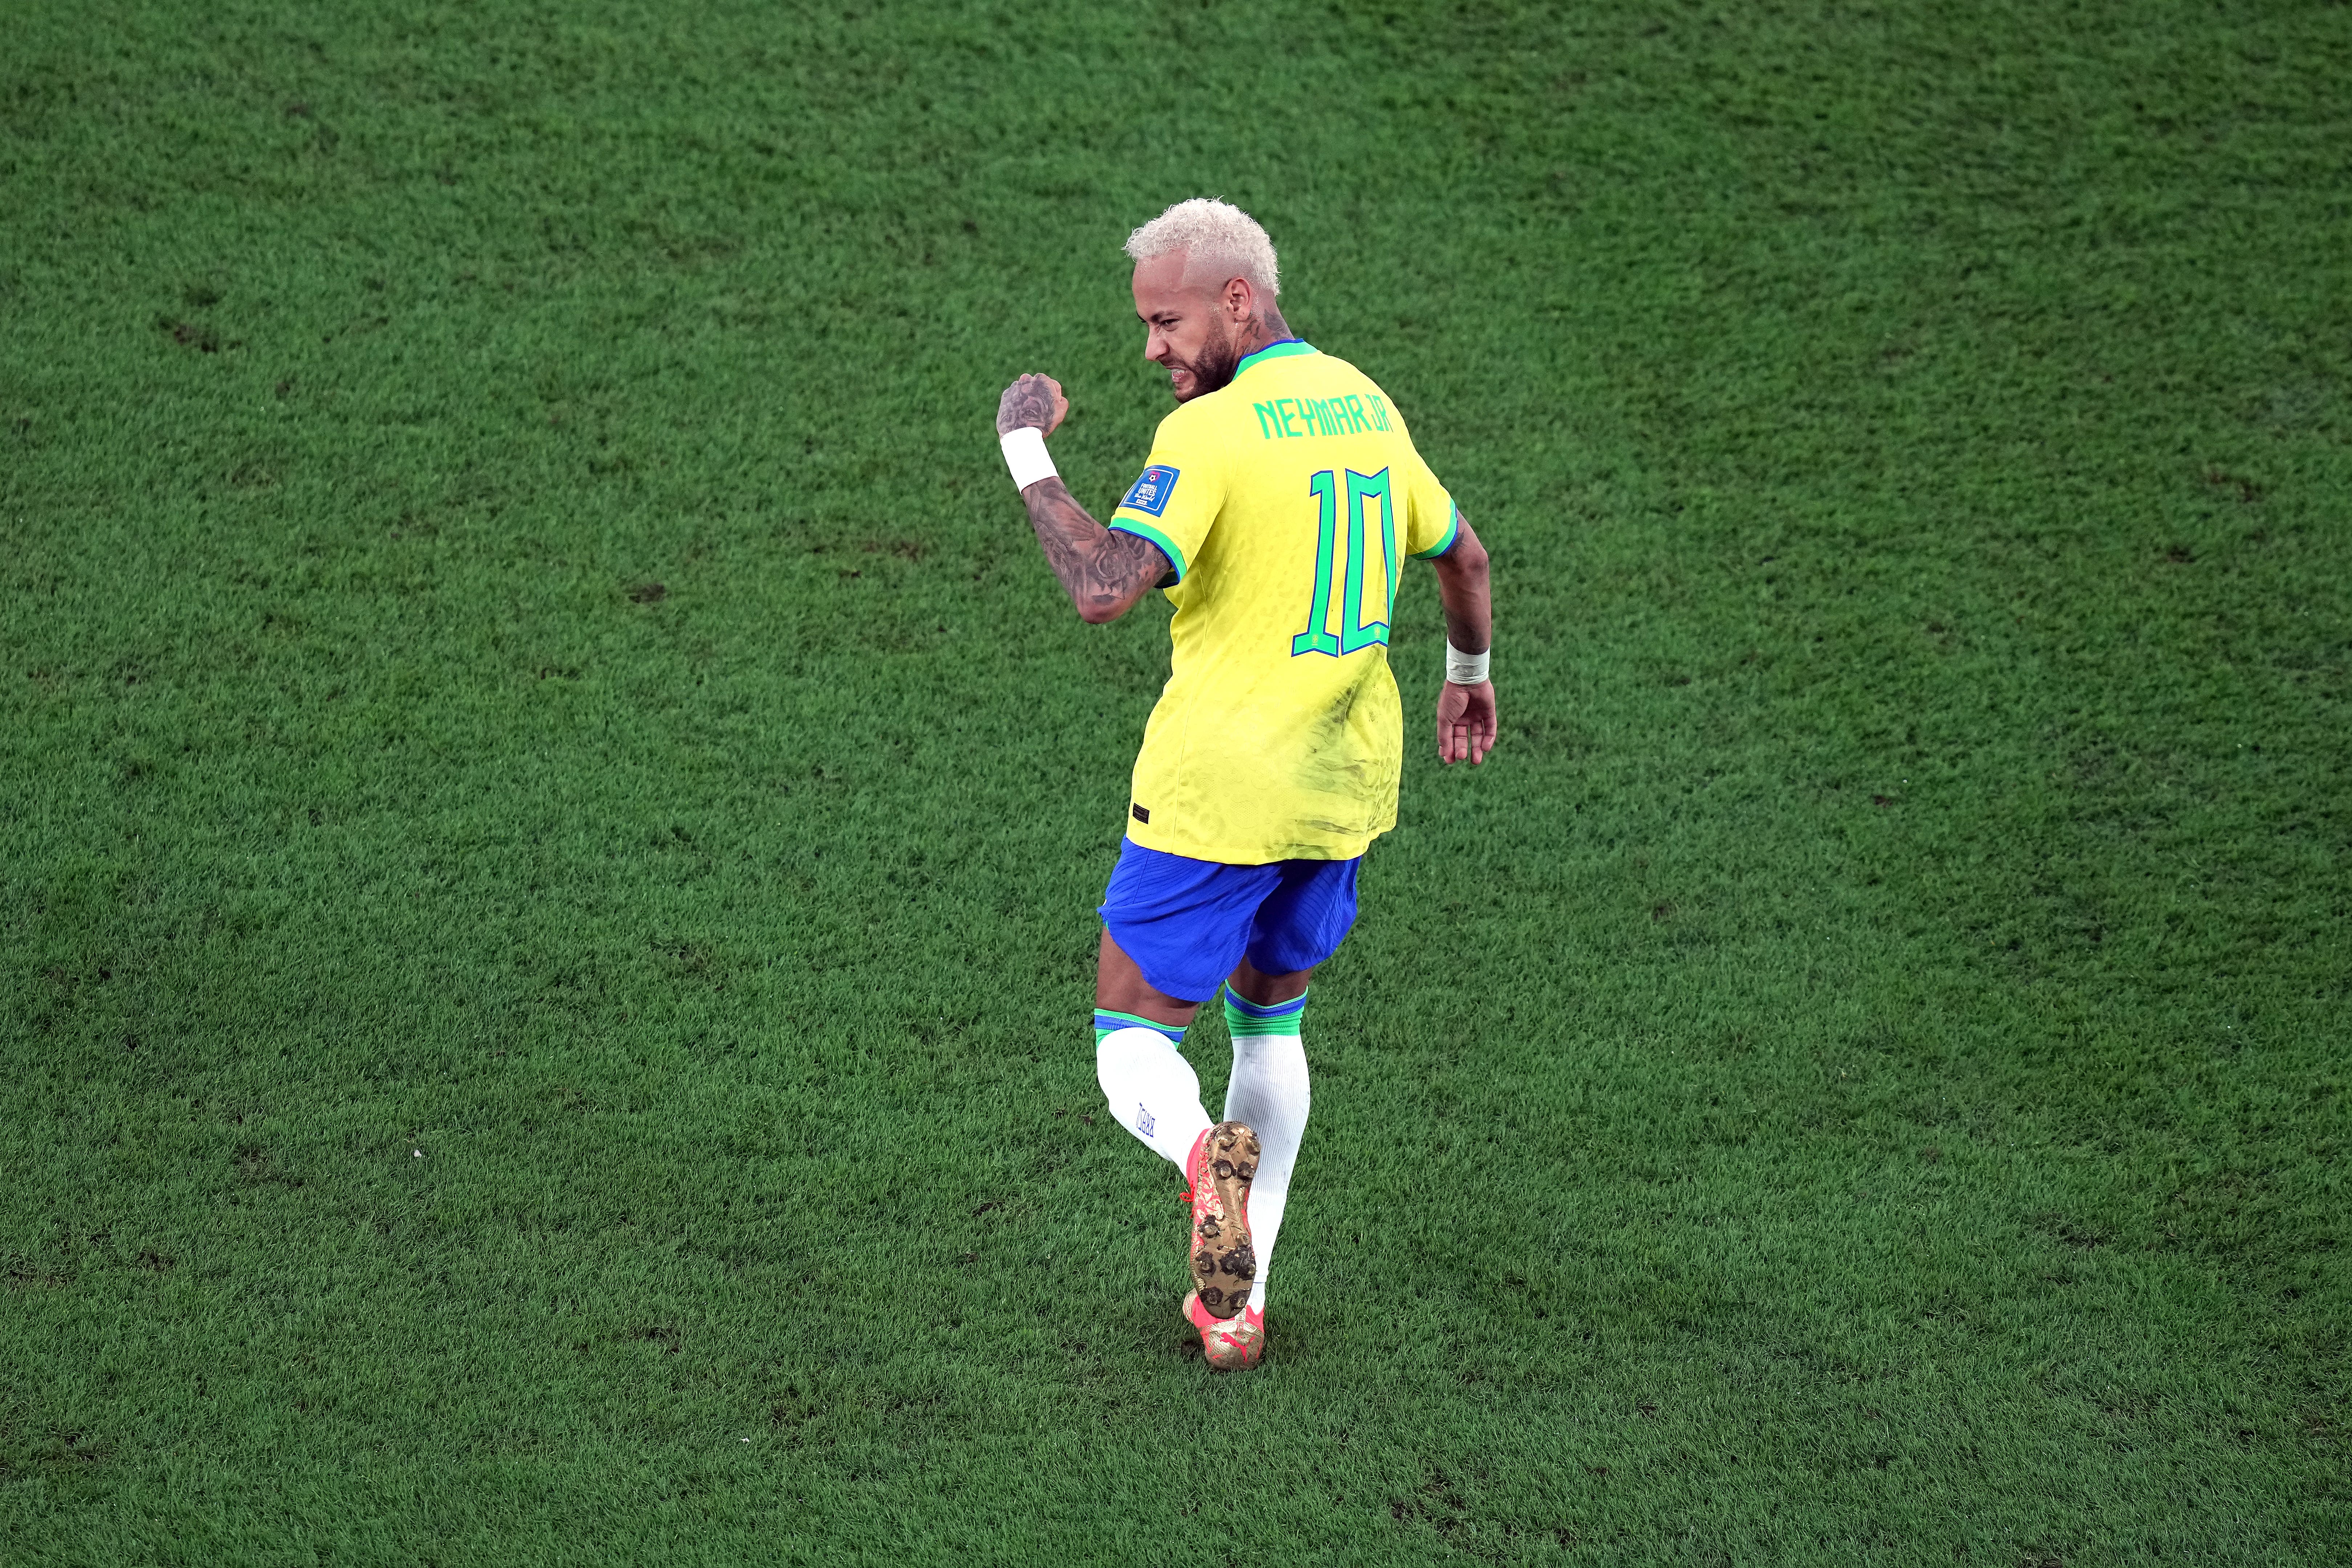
[996,373,1068,437]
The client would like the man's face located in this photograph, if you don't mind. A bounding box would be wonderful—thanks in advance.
[1132,250,1242,403]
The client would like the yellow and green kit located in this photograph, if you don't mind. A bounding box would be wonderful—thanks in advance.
[1107,340,1461,865]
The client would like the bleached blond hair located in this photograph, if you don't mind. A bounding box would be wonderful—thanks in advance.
[1123,197,1281,299]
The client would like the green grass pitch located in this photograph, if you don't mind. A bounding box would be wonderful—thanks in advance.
[4,0,2347,1561]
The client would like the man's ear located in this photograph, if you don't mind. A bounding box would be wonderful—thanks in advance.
[1222,277,1255,322]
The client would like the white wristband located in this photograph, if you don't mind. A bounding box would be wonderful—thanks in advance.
[1445,641,1489,685]
[1000,426,1058,491]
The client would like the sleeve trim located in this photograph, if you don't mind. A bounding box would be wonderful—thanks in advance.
[1109,519,1186,581]
[1409,499,1461,560]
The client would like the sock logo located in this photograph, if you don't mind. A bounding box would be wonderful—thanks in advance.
[1137,1104,1156,1137]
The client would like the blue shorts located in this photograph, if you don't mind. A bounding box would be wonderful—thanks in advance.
[1098,839,1363,1004]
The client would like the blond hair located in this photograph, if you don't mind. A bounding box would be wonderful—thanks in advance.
[1123,197,1281,298]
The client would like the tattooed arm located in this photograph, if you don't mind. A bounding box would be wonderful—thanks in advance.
[1018,479,1176,624]
[997,373,1175,625]
[1428,512,1497,765]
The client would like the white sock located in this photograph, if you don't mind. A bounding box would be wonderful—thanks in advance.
[1221,1020,1311,1313]
[1095,1026,1213,1168]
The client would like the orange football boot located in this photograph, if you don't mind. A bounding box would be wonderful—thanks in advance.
[1185,1289,1266,1370]
[1182,1121,1260,1317]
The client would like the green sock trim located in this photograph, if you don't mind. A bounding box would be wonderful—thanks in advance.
[1223,989,1308,1037]
[1094,1008,1186,1045]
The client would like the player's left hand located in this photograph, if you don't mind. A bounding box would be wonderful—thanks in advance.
[1437,679,1497,765]
[996,373,1068,437]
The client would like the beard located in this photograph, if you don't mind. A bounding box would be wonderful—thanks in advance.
[1167,327,1242,401]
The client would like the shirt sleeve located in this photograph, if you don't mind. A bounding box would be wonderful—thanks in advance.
[1400,446,1460,559]
[1108,412,1224,583]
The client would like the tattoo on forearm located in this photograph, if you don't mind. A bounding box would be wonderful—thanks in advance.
[996,378,1059,434]
[1023,480,1173,615]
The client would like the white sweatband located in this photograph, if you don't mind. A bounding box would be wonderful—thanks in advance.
[1000,426,1058,491]
[1445,641,1490,685]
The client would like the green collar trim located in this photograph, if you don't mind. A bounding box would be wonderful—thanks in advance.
[1234,339,1316,377]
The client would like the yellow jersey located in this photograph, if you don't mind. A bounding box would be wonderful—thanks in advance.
[1108,340,1461,864]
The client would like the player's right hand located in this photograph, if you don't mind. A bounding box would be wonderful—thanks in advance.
[1437,679,1497,765]
[996,373,1068,437]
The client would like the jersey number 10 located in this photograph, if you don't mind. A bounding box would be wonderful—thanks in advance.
[1291,467,1396,658]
